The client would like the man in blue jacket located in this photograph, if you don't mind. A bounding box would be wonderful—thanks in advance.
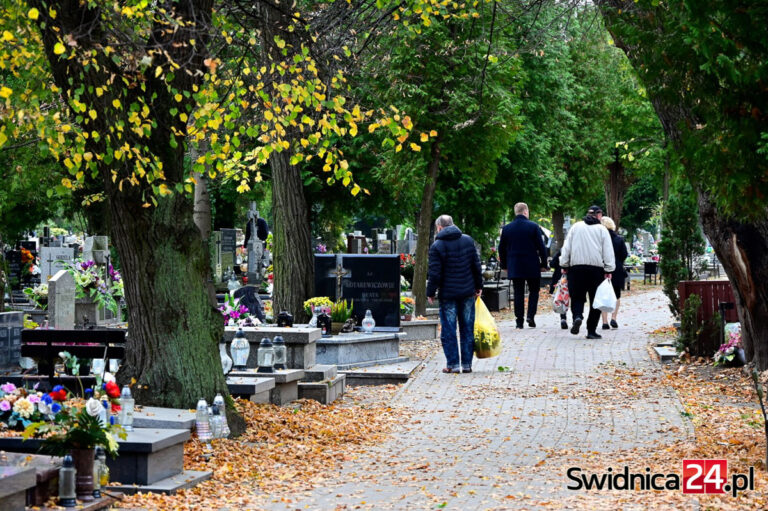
[427,215,483,374]
[498,203,548,329]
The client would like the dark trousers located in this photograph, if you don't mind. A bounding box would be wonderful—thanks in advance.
[566,266,605,333]
[512,277,540,325]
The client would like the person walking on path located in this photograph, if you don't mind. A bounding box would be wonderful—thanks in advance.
[560,205,615,339]
[549,249,569,330]
[427,215,483,374]
[498,202,548,329]
[600,216,628,330]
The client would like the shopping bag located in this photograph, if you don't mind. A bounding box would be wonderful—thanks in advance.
[474,297,502,358]
[552,276,570,314]
[593,278,617,312]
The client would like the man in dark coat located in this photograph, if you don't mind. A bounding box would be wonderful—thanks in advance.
[427,215,483,374]
[498,202,548,328]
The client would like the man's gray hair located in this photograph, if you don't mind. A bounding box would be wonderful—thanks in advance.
[435,215,454,228]
[514,202,528,215]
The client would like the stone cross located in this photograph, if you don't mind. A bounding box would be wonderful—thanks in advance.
[48,270,75,329]
[327,254,351,300]
[246,202,263,285]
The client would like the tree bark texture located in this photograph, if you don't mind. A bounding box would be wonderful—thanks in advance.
[413,139,441,316]
[271,151,314,321]
[604,157,627,228]
[551,210,565,255]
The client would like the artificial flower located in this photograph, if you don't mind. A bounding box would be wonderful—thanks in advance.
[1,383,16,393]
[104,381,120,399]
[13,398,34,418]
[0,400,11,412]
[85,398,103,417]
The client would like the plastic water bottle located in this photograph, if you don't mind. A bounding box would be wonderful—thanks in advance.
[210,405,223,439]
[119,386,134,432]
[195,398,212,442]
[212,393,230,438]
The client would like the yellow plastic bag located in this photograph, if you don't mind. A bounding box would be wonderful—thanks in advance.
[474,297,502,358]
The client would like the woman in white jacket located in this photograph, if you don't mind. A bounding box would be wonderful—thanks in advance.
[560,206,616,339]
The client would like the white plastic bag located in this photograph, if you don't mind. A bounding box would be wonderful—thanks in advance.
[593,278,617,313]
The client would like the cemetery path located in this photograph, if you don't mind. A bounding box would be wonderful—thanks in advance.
[260,289,695,510]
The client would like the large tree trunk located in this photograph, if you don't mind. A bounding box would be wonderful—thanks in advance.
[697,191,768,369]
[412,139,441,316]
[271,151,314,321]
[604,155,627,228]
[551,209,565,255]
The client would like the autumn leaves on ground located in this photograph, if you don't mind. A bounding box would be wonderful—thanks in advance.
[117,325,768,510]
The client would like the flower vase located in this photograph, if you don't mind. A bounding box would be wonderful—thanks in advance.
[725,348,746,368]
[331,322,343,335]
[72,448,95,502]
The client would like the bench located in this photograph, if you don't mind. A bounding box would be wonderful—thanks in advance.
[20,329,126,390]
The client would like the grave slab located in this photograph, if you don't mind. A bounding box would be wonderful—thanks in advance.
[341,359,421,386]
[654,346,678,362]
[400,320,439,341]
[0,457,36,511]
[108,469,212,495]
[0,452,61,507]
[298,374,346,404]
[133,406,196,430]
[223,326,319,369]
[229,369,304,405]
[302,364,338,382]
[226,376,275,400]
[316,332,405,369]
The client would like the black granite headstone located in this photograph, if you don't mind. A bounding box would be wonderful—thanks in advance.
[6,251,21,290]
[0,312,23,368]
[314,254,400,329]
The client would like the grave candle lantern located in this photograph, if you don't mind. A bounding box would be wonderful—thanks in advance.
[256,337,275,373]
[273,335,286,370]
[58,455,77,507]
[230,328,250,370]
[276,311,294,328]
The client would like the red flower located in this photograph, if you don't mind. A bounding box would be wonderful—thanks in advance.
[105,381,120,399]
[111,404,121,413]
[49,389,67,401]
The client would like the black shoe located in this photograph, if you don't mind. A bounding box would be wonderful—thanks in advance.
[610,319,619,329]
[516,322,524,329]
[602,324,610,330]
[463,368,472,373]
[570,316,582,335]
[586,332,603,339]
[560,320,568,330]
[527,318,536,328]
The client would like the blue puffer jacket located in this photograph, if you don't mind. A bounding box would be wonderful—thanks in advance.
[426,225,483,300]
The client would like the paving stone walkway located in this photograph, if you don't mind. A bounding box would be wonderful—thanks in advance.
[268,289,690,510]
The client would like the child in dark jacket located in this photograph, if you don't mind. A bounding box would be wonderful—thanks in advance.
[549,250,569,329]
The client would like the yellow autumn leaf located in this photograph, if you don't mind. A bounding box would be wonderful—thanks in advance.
[112,99,121,108]
[264,110,274,121]
[175,94,182,102]
[410,143,421,152]
[28,8,39,20]
[53,42,66,55]
[351,185,361,196]
[0,86,12,99]
[430,130,438,137]
[0,131,6,148]
[420,132,429,142]
[88,109,97,120]
[2,31,14,42]
[155,66,162,78]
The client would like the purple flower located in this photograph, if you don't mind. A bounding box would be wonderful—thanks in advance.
[0,383,16,393]
[0,400,11,412]
[28,394,40,404]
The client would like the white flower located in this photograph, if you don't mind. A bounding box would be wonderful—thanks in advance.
[102,372,116,383]
[13,398,34,418]
[37,401,51,415]
[85,398,103,417]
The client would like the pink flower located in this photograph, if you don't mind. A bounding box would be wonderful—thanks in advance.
[1,383,16,393]
[0,400,11,412]
[28,394,41,404]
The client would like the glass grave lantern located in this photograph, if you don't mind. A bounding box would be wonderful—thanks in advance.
[58,455,76,507]
[273,335,287,370]
[361,310,376,334]
[219,338,233,375]
[230,328,250,370]
[256,337,275,373]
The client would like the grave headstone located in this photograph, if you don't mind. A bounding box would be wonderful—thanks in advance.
[315,254,400,328]
[407,230,417,255]
[6,250,21,290]
[48,270,75,329]
[39,246,76,282]
[378,240,393,254]
[83,236,109,264]
[211,231,223,282]
[0,312,23,369]
[346,234,366,254]
[386,228,396,241]
[220,229,237,272]
[396,240,409,255]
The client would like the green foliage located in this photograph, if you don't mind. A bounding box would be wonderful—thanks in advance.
[330,299,353,323]
[658,180,706,317]
[676,293,701,353]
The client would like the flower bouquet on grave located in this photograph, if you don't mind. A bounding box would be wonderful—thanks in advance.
[330,299,353,334]
[399,253,415,286]
[400,296,415,320]
[61,259,122,316]
[23,283,48,310]
[0,383,49,432]
[220,293,259,327]
[713,330,745,367]
[303,296,333,317]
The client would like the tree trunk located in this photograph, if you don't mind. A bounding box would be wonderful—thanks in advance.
[697,191,768,369]
[551,210,565,255]
[604,157,627,228]
[271,151,314,321]
[412,139,441,316]
[193,171,211,239]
